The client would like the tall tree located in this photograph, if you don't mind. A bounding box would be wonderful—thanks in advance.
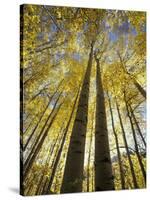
[124,91,146,184]
[115,97,139,188]
[128,103,146,148]
[107,93,126,189]
[94,55,114,191]
[61,41,94,193]
[21,6,146,195]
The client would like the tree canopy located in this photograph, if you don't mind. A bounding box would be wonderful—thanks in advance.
[20,5,146,195]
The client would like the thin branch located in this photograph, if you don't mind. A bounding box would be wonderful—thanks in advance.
[42,6,63,32]
[110,146,135,153]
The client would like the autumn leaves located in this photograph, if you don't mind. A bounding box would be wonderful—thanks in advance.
[20,5,146,195]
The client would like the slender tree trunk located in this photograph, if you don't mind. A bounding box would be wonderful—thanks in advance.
[23,79,64,151]
[91,165,94,192]
[24,93,63,178]
[23,118,35,135]
[44,87,80,194]
[24,100,52,151]
[24,91,62,167]
[24,151,42,196]
[107,94,126,189]
[24,100,63,179]
[124,94,146,184]
[20,11,24,192]
[29,82,51,103]
[94,58,114,191]
[117,51,146,99]
[134,80,146,99]
[26,182,34,195]
[87,104,95,192]
[39,123,66,195]
[24,70,41,86]
[35,126,62,195]
[115,98,139,188]
[129,104,146,148]
[61,42,94,193]
[24,113,30,122]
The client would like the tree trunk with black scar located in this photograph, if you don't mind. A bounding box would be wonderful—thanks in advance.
[124,93,146,184]
[44,87,80,194]
[115,98,139,189]
[61,42,94,193]
[107,93,126,189]
[94,57,114,191]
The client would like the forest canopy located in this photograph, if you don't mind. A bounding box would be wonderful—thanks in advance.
[20,5,146,196]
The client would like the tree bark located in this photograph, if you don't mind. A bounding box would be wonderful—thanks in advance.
[107,93,126,189]
[115,98,139,188]
[94,58,114,191]
[61,42,94,193]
